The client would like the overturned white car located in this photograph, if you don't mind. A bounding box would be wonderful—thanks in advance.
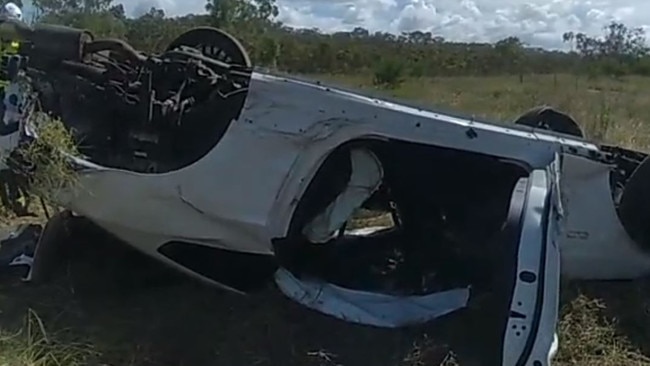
[0,19,649,366]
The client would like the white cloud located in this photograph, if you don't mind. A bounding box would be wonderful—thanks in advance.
[118,0,650,49]
[120,0,204,17]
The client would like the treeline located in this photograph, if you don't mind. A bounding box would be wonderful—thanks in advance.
[26,0,650,83]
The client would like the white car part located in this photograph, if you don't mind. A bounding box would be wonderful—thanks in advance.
[302,148,383,243]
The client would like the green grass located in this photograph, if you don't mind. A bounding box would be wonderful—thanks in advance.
[2,73,650,365]
[318,73,650,149]
[0,309,96,366]
[14,111,81,201]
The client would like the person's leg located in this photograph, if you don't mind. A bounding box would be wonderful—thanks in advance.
[0,169,11,209]
[5,170,20,212]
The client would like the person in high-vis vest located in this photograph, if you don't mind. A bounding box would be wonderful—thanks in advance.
[0,2,21,51]
[0,2,30,215]
[0,2,21,59]
[0,1,23,143]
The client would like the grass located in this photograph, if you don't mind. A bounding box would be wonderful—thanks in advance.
[318,73,650,150]
[12,110,81,201]
[0,309,96,366]
[2,73,650,365]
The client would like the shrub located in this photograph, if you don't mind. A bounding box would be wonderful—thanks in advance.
[9,111,81,203]
[372,58,405,89]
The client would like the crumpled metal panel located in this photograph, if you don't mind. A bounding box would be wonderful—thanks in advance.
[275,268,470,328]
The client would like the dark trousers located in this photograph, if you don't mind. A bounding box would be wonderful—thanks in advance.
[0,168,29,215]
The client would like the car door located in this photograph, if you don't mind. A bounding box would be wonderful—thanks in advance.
[481,154,561,366]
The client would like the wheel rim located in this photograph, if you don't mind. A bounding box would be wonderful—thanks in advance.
[165,27,252,67]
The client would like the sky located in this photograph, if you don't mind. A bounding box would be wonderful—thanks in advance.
[21,0,650,49]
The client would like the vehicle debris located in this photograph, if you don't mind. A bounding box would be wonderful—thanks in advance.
[275,267,470,328]
[0,223,41,280]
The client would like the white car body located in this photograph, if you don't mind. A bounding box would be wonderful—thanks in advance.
[52,72,650,282]
[36,72,647,365]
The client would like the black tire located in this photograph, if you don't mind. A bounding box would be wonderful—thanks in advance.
[618,155,650,252]
[514,105,584,138]
[29,210,74,283]
[165,27,252,67]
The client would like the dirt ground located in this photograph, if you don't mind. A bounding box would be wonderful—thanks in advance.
[0,219,468,366]
[1,218,650,365]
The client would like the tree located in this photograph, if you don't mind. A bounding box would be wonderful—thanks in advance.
[562,32,575,52]
[567,22,649,77]
[109,4,125,20]
[205,0,278,28]
[21,0,650,79]
[571,22,648,60]
[31,0,126,38]
[126,7,176,52]
[495,36,525,80]
[32,0,112,16]
[600,22,648,61]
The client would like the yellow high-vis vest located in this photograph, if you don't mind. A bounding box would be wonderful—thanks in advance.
[3,40,19,54]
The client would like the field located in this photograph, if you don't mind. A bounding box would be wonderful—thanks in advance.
[2,73,650,365]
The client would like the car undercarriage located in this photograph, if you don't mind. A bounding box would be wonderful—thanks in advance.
[17,25,252,174]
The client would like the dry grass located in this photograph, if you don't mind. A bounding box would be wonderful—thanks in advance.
[554,294,649,366]
[320,73,650,150]
[2,73,650,365]
[16,111,81,201]
[0,309,96,366]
